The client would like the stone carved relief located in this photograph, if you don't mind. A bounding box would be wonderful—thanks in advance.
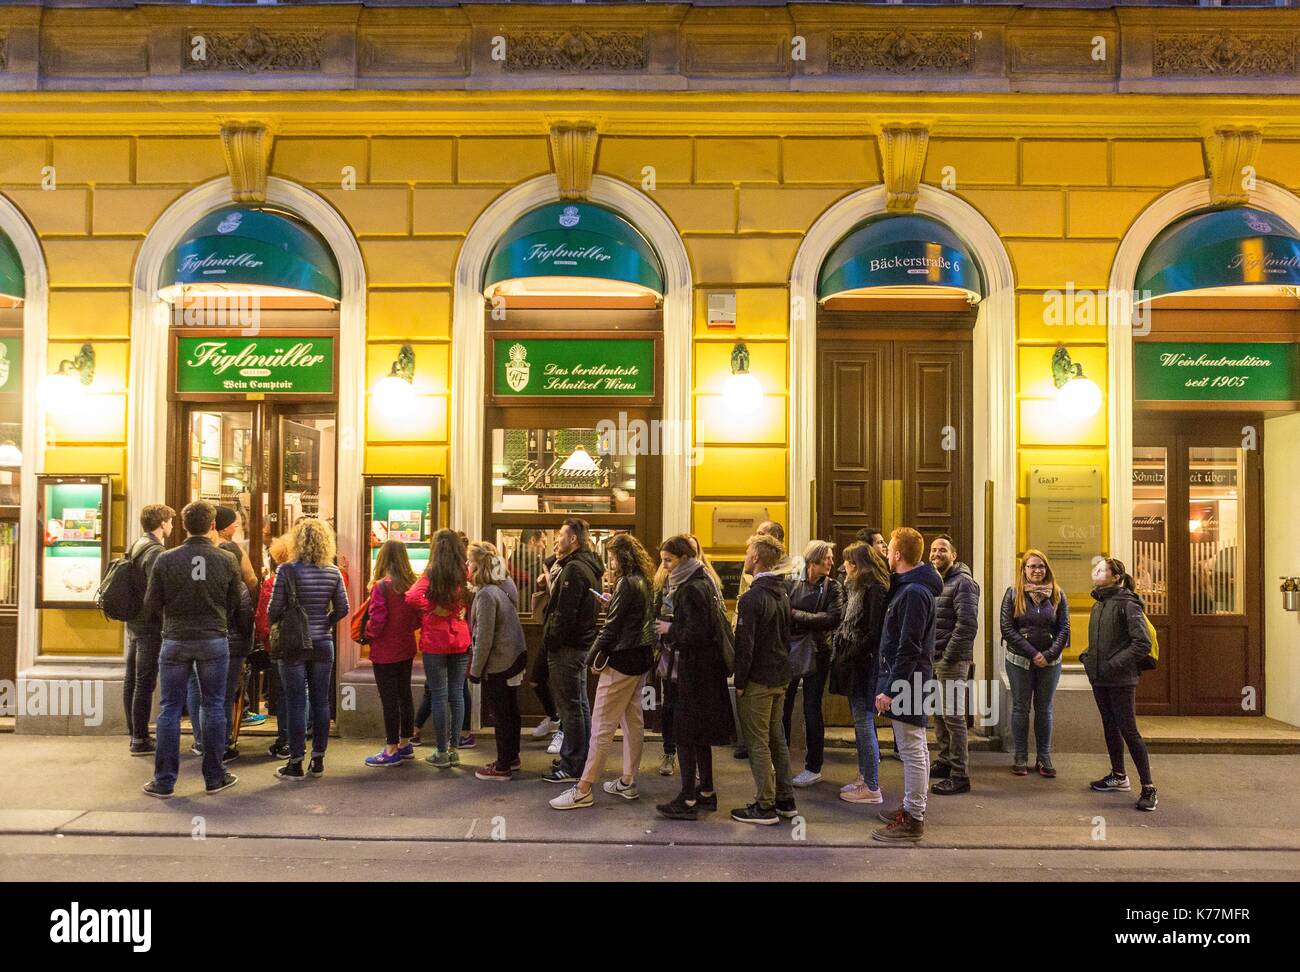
[829,30,974,74]
[184,27,323,73]
[504,28,647,72]
[1153,31,1296,77]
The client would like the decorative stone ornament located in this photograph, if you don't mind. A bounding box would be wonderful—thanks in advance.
[1203,127,1264,207]
[550,123,599,201]
[1153,30,1295,77]
[185,28,323,73]
[881,125,930,214]
[505,28,647,73]
[830,30,975,74]
[220,124,274,206]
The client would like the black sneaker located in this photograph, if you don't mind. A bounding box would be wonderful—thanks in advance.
[1135,785,1158,811]
[543,767,578,784]
[142,780,173,799]
[222,746,239,764]
[1090,772,1131,792]
[267,741,291,760]
[308,755,324,778]
[731,802,780,825]
[190,744,203,757]
[655,796,698,821]
[775,797,798,819]
[205,772,238,794]
[931,776,970,795]
[129,738,155,757]
[930,761,952,780]
[276,761,306,782]
[694,791,718,812]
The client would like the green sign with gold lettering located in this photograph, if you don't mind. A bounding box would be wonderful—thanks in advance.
[176,336,334,394]
[493,338,654,398]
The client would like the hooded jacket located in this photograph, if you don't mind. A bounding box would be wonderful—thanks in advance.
[934,561,979,667]
[1081,585,1151,688]
[875,562,944,727]
[541,547,605,653]
[733,573,792,690]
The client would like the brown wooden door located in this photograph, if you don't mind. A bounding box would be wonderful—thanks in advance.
[1133,416,1263,716]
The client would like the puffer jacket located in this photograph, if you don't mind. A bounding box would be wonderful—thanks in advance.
[541,548,605,653]
[1081,584,1151,688]
[268,560,350,652]
[1000,587,1070,664]
[404,575,470,654]
[875,562,944,727]
[934,562,979,667]
[788,575,846,655]
[589,571,654,676]
[828,579,887,696]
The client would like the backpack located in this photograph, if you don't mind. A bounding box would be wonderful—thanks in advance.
[269,565,314,663]
[1138,612,1160,671]
[96,540,150,622]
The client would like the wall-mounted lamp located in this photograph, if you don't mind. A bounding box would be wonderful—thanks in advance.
[39,343,95,415]
[723,340,762,418]
[1052,344,1102,419]
[372,343,416,419]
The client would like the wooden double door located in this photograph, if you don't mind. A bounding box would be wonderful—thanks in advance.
[1132,415,1263,716]
[816,331,974,563]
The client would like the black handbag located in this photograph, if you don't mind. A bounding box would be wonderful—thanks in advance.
[268,565,313,663]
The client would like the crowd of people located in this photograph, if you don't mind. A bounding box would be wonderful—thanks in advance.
[121,502,1160,840]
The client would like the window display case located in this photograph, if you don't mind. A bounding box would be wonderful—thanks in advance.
[363,475,443,581]
[37,475,112,608]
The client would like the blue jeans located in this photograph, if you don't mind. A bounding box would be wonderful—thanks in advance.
[186,646,245,749]
[1006,659,1062,762]
[279,640,334,761]
[848,669,881,791]
[547,647,591,776]
[422,652,469,752]
[155,637,229,790]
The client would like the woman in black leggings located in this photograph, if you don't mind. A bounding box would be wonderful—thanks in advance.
[1081,557,1157,812]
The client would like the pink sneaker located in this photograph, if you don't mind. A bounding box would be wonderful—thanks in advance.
[840,782,884,804]
[840,775,865,793]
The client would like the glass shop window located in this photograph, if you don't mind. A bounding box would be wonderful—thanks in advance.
[490,427,637,516]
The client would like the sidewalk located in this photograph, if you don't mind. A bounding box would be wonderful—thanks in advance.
[1,734,1297,854]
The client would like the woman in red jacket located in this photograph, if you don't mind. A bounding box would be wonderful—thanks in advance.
[364,540,422,767]
[405,529,471,769]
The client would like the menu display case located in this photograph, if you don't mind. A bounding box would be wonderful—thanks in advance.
[37,475,112,608]
[363,475,442,581]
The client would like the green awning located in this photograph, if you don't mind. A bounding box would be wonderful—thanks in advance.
[818,213,984,303]
[1136,206,1300,302]
[159,205,341,303]
[0,230,23,305]
[482,202,664,300]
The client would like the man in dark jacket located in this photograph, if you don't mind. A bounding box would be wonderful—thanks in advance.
[123,503,174,756]
[141,500,242,798]
[872,527,944,843]
[541,517,606,783]
[928,534,979,795]
[732,533,796,825]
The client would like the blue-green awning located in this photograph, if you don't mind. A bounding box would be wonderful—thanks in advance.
[1136,206,1300,302]
[159,205,341,303]
[0,231,23,305]
[818,213,984,303]
[483,202,664,301]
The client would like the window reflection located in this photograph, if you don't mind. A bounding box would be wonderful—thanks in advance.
[495,527,624,620]
[491,427,636,515]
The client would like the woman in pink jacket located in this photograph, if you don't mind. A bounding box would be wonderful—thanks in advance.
[405,529,471,769]
[363,540,422,768]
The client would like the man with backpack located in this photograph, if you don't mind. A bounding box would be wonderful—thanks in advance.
[119,503,174,756]
[141,501,242,798]
[731,532,796,826]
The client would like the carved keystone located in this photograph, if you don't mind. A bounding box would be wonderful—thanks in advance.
[550,122,599,200]
[881,125,930,213]
[1203,127,1263,206]
[220,123,274,205]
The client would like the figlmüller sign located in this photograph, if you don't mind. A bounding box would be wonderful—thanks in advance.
[177,337,335,394]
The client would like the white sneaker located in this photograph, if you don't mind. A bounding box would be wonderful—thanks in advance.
[549,785,593,810]
[602,778,640,801]
[793,769,823,788]
[546,730,564,755]
[531,717,556,740]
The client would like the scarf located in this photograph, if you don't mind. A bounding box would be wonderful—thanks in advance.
[662,557,711,615]
[1025,582,1054,606]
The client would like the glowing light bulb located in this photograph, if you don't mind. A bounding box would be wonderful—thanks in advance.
[1056,375,1102,419]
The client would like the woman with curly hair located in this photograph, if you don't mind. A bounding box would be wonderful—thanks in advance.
[406,529,472,769]
[268,517,349,781]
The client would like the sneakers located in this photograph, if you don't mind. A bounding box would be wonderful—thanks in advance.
[222,746,239,763]
[657,752,676,777]
[276,761,306,782]
[426,750,452,769]
[840,775,865,793]
[510,757,522,771]
[549,785,594,810]
[1135,785,1159,811]
[840,782,884,805]
[792,770,822,788]
[409,732,423,747]
[365,749,404,768]
[448,749,461,768]
[205,772,238,794]
[531,716,557,740]
[1090,772,1131,792]
[694,790,718,812]
[930,761,952,780]
[190,744,203,757]
[730,802,780,825]
[775,797,798,819]
[459,733,477,749]
[267,741,291,760]
[1036,758,1057,779]
[656,796,698,821]
[602,778,640,801]
[931,776,970,796]
[397,743,415,761]
[129,738,155,757]
[475,764,513,781]
[546,730,565,755]
[142,780,173,799]
[1011,760,1029,776]
[308,755,324,778]
[872,808,924,843]
[241,712,267,726]
[542,767,578,784]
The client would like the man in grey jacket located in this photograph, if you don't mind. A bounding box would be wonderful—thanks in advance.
[928,535,979,795]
